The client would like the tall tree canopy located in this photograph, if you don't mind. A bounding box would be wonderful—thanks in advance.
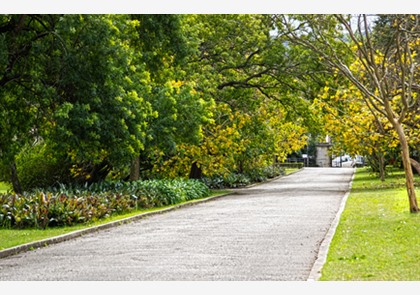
[275,14,419,213]
[1,15,155,191]
[3,14,417,215]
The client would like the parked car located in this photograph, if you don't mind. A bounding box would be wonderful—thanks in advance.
[353,155,365,167]
[332,155,352,167]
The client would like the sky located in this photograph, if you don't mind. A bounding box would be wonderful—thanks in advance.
[1,0,418,14]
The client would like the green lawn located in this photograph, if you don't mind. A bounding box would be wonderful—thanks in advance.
[285,167,301,175]
[320,167,420,281]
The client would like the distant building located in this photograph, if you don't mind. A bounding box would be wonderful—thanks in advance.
[315,136,332,167]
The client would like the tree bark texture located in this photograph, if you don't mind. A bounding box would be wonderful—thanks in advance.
[378,152,385,182]
[10,162,22,194]
[189,162,202,179]
[130,156,140,181]
[410,158,420,175]
[394,122,419,213]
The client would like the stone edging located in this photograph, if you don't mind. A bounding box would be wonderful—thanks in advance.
[0,168,303,260]
[0,192,231,259]
[239,167,304,189]
[306,168,356,281]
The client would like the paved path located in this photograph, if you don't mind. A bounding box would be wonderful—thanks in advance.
[0,167,354,281]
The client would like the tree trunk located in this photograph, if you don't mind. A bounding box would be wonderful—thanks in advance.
[394,123,419,213]
[369,152,386,181]
[410,158,420,175]
[378,152,386,182]
[189,162,202,179]
[87,161,112,184]
[130,156,140,181]
[10,162,22,194]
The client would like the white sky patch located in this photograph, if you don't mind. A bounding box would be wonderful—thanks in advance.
[349,14,378,32]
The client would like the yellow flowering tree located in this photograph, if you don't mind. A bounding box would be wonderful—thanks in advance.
[313,82,400,180]
[152,85,310,179]
[278,14,419,213]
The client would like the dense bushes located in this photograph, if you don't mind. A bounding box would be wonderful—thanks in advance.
[0,163,289,229]
[0,179,210,229]
[202,165,285,189]
[14,143,73,192]
[278,162,304,169]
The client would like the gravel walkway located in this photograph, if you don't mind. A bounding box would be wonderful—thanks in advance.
[0,167,354,281]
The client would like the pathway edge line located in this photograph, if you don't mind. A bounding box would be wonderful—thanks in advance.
[307,168,356,281]
[0,169,303,260]
[0,192,231,259]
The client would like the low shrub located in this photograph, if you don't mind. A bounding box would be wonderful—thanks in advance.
[15,143,73,192]
[202,164,285,189]
[277,162,304,169]
[0,179,210,229]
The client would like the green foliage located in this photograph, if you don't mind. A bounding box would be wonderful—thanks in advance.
[278,162,305,169]
[15,142,72,192]
[48,15,153,170]
[0,15,155,187]
[1,14,323,192]
[177,14,313,179]
[201,164,285,189]
[131,14,191,80]
[0,179,210,229]
[139,80,212,176]
[0,16,62,187]
[0,182,10,194]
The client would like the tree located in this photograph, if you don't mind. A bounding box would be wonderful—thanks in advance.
[276,14,419,213]
[0,15,155,191]
[163,14,317,178]
[127,14,210,181]
[137,79,213,180]
[50,15,155,182]
[313,80,400,181]
[0,15,62,193]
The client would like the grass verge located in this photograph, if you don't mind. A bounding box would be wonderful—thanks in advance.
[285,168,300,175]
[0,189,230,251]
[0,182,10,194]
[0,168,297,252]
[319,167,420,281]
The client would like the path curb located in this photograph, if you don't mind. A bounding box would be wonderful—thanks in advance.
[0,192,232,259]
[0,168,303,260]
[240,167,303,189]
[306,168,356,281]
